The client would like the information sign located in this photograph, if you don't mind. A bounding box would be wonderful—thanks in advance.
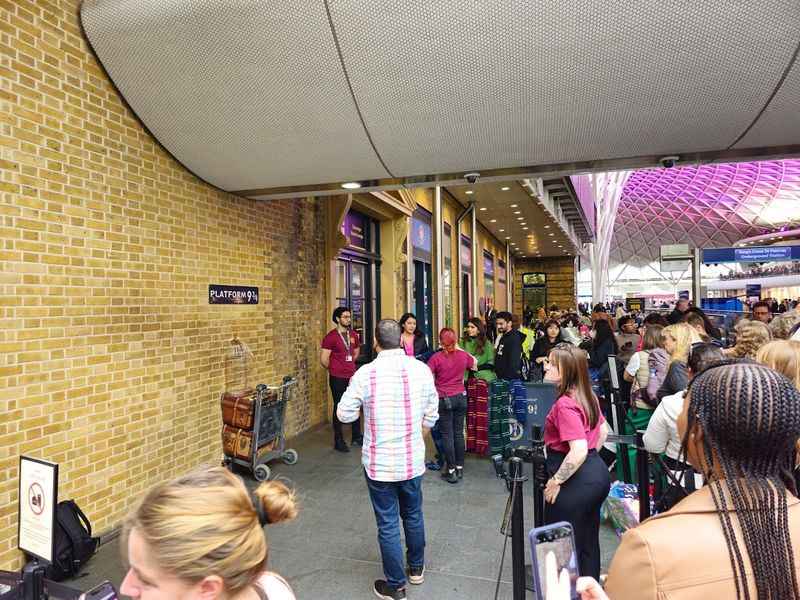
[702,245,800,264]
[18,456,58,563]
[209,285,259,304]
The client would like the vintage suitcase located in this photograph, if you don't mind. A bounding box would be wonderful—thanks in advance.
[222,425,276,460]
[220,388,279,430]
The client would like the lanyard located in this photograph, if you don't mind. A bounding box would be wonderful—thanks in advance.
[339,330,351,353]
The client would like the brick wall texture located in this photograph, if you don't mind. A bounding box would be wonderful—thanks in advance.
[513,257,577,315]
[0,1,327,569]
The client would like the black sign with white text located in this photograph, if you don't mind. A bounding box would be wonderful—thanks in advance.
[209,285,259,305]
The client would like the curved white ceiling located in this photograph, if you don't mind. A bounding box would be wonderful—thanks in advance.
[80,0,800,196]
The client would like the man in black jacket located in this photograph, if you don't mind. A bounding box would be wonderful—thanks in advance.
[494,311,524,380]
[667,298,690,324]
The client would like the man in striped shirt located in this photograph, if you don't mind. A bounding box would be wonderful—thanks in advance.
[338,319,439,600]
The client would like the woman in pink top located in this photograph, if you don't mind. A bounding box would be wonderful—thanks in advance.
[427,328,477,484]
[542,345,610,581]
[120,466,297,600]
[399,312,430,359]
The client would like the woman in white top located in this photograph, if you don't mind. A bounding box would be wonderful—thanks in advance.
[644,343,723,510]
[120,466,297,600]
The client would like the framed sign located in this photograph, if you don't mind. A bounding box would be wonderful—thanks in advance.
[18,456,58,563]
[208,285,259,304]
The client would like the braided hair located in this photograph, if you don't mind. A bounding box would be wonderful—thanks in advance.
[682,360,800,599]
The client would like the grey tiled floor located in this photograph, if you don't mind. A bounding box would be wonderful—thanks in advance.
[67,425,620,599]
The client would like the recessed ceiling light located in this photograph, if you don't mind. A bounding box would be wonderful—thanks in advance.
[499,229,505,232]
[505,236,511,240]
[516,217,523,220]
[501,186,510,191]
[522,227,529,230]
[341,182,362,189]
[510,204,518,208]
[490,219,497,223]
[549,233,555,236]
[520,222,526,226]
[514,211,521,215]
[479,207,487,211]
[465,190,474,195]
[544,225,550,229]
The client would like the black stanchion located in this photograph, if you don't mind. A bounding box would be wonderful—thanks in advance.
[607,355,633,483]
[21,561,44,600]
[508,457,527,600]
[636,431,651,523]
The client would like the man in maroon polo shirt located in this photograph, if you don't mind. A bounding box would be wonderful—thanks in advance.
[320,306,363,452]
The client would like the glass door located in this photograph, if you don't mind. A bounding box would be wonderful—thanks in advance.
[334,257,375,363]
[413,260,433,347]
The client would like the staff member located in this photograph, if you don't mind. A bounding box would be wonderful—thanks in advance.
[320,306,362,452]
[543,345,610,580]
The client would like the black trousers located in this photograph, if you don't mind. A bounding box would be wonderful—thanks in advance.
[330,375,362,444]
[545,449,610,580]
[438,393,467,469]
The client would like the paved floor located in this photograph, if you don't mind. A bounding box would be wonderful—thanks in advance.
[67,425,620,599]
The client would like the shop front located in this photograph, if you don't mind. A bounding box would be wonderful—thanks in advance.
[411,208,434,346]
[461,234,473,326]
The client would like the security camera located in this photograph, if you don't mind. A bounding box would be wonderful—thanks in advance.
[658,156,680,169]
[464,172,481,185]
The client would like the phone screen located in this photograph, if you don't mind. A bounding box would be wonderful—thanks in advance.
[533,524,578,599]
[79,581,119,600]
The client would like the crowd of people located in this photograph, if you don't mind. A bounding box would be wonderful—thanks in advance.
[108,297,800,600]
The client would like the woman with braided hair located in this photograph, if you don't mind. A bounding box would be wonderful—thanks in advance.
[605,360,800,599]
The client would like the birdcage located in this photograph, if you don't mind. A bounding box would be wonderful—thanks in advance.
[225,336,254,395]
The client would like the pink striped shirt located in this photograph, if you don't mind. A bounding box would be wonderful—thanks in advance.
[337,349,439,482]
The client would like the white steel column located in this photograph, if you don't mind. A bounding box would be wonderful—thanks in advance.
[588,171,631,304]
[433,186,444,334]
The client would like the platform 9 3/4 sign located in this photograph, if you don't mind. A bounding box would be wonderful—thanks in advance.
[209,285,259,305]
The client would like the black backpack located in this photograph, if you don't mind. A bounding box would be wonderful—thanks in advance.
[29,500,99,581]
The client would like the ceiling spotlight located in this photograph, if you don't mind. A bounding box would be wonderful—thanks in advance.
[516,217,523,220]
[549,232,555,236]
[505,236,511,240]
[499,228,505,232]
[544,225,550,229]
[514,211,521,215]
[479,207,487,211]
[501,186,510,191]
[522,227,529,230]
[510,204,518,208]
[341,182,362,189]
[490,219,497,223]
[465,190,474,195]
[520,222,526,226]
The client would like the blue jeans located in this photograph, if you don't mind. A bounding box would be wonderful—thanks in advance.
[365,473,425,589]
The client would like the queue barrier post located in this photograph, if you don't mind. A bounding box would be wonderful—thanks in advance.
[636,431,651,523]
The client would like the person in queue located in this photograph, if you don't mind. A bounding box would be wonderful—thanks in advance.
[542,345,610,581]
[120,466,297,600]
[532,319,564,381]
[587,319,618,396]
[399,312,430,360]
[644,343,724,510]
[337,319,439,600]
[653,323,701,402]
[462,317,496,455]
[426,328,477,483]
[605,360,800,599]
[684,306,722,340]
[724,319,772,360]
[751,300,772,324]
[495,311,524,380]
[769,309,800,340]
[615,315,640,365]
[684,311,720,346]
[320,306,362,452]
[757,338,800,388]
[666,297,690,325]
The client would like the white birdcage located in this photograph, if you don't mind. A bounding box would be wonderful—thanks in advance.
[225,336,254,395]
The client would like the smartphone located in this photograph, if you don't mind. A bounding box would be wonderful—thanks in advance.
[78,581,119,600]
[529,522,579,600]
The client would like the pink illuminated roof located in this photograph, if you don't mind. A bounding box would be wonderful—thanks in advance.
[612,159,800,267]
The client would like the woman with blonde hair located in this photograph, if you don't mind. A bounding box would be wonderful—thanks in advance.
[757,339,800,388]
[769,310,800,340]
[120,466,297,600]
[725,319,771,360]
[652,323,701,402]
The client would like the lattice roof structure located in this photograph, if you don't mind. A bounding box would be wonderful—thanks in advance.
[611,159,800,268]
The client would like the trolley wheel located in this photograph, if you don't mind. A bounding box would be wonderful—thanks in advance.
[254,464,271,482]
[282,449,298,465]
[222,456,232,469]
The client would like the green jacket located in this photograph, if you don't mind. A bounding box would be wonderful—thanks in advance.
[462,337,497,382]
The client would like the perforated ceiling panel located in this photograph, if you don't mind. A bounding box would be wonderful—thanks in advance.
[612,160,800,268]
[329,0,800,176]
[81,1,800,194]
[80,0,389,190]
[734,60,800,150]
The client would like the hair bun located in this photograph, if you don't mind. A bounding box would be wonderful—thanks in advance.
[255,480,298,525]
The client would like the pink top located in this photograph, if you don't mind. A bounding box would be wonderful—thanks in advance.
[544,394,605,453]
[427,349,474,397]
[403,339,415,357]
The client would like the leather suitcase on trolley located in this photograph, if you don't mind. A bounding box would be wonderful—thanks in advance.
[221,389,280,431]
[222,425,277,460]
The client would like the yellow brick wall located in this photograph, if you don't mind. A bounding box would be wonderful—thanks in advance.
[0,0,327,569]
[513,257,577,315]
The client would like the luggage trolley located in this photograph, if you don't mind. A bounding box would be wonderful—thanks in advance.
[223,376,299,481]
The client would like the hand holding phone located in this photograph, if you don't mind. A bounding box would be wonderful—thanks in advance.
[530,522,578,600]
[78,581,119,600]
[543,551,610,600]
